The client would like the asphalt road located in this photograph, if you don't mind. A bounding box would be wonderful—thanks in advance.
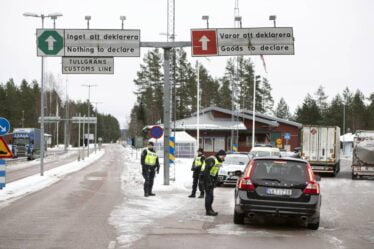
[131,157,374,249]
[0,144,122,249]
[6,150,79,182]
[1,146,373,249]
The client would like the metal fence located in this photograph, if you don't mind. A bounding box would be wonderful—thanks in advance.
[154,142,195,158]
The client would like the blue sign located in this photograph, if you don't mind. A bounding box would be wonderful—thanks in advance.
[150,126,163,139]
[0,117,10,136]
[0,159,5,189]
[284,132,291,140]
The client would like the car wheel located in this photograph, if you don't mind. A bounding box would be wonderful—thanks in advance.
[233,210,245,224]
[307,217,320,230]
[352,172,357,180]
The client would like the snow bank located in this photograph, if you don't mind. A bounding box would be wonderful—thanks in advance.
[0,150,105,206]
[109,146,196,248]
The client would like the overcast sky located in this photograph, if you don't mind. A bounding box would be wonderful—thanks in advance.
[0,0,373,128]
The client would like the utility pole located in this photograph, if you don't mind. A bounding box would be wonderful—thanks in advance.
[92,101,102,153]
[82,84,97,157]
[64,77,69,152]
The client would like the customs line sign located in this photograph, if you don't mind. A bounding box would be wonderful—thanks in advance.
[62,57,114,74]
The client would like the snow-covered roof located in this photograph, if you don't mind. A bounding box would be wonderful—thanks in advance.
[149,131,196,143]
[193,106,278,127]
[340,133,355,142]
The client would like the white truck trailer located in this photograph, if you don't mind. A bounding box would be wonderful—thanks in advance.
[301,126,341,176]
[351,130,374,179]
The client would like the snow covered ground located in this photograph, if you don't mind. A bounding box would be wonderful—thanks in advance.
[0,149,105,206]
[109,146,197,248]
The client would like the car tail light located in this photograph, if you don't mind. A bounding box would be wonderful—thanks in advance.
[304,163,320,195]
[239,177,255,191]
[238,160,255,191]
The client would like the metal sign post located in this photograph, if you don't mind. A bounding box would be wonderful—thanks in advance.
[141,41,190,185]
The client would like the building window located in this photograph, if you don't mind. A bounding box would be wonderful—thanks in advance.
[204,138,213,152]
[214,137,225,152]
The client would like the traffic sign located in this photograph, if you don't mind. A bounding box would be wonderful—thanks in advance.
[0,159,5,189]
[0,117,10,136]
[284,132,291,140]
[276,138,282,145]
[64,29,140,57]
[37,29,64,56]
[37,29,140,57]
[62,57,114,74]
[150,126,163,139]
[71,116,97,124]
[0,137,13,158]
[191,29,218,56]
[217,27,294,56]
[191,27,294,57]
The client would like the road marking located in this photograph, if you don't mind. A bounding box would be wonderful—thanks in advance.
[87,176,104,181]
[108,240,116,249]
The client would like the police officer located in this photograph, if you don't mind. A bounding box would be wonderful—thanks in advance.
[202,149,226,216]
[141,141,160,197]
[188,148,205,198]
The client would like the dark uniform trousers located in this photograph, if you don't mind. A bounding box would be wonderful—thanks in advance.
[142,165,156,194]
[192,171,204,195]
[204,185,214,211]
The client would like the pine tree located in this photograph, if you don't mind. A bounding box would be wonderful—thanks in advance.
[324,94,344,129]
[351,90,366,131]
[295,94,322,125]
[259,77,274,115]
[274,98,292,120]
[217,77,232,109]
[367,93,374,129]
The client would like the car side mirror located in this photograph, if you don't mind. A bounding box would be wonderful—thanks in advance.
[234,170,243,177]
[315,175,321,181]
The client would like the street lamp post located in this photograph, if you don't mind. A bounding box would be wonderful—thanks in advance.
[23,12,62,176]
[85,15,91,29]
[120,16,126,30]
[234,16,242,28]
[269,15,277,28]
[252,76,261,148]
[82,84,97,157]
[202,15,209,29]
[92,101,102,153]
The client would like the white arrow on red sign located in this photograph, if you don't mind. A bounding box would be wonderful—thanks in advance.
[199,35,210,51]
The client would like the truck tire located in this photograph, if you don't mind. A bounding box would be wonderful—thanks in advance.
[307,220,320,230]
[233,210,245,224]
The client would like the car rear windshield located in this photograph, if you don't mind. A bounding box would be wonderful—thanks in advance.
[224,156,249,165]
[252,160,307,183]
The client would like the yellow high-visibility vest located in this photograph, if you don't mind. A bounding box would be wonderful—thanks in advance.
[194,156,203,168]
[201,156,222,176]
[145,149,157,166]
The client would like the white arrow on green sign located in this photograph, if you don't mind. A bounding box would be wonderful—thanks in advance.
[37,29,64,56]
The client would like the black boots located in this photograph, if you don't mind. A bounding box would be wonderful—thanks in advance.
[189,192,204,198]
[206,209,218,216]
[149,193,156,196]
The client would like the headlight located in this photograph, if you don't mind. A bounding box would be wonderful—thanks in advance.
[219,169,226,175]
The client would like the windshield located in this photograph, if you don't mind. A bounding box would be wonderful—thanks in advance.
[223,156,249,166]
[13,138,29,145]
[249,150,280,158]
[252,160,307,183]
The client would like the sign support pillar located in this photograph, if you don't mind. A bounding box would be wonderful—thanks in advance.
[163,48,171,186]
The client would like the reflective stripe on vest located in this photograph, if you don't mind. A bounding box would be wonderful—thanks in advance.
[194,156,203,168]
[145,149,157,166]
[201,156,222,176]
[210,157,222,176]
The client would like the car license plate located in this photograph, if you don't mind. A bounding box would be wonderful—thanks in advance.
[266,188,292,196]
